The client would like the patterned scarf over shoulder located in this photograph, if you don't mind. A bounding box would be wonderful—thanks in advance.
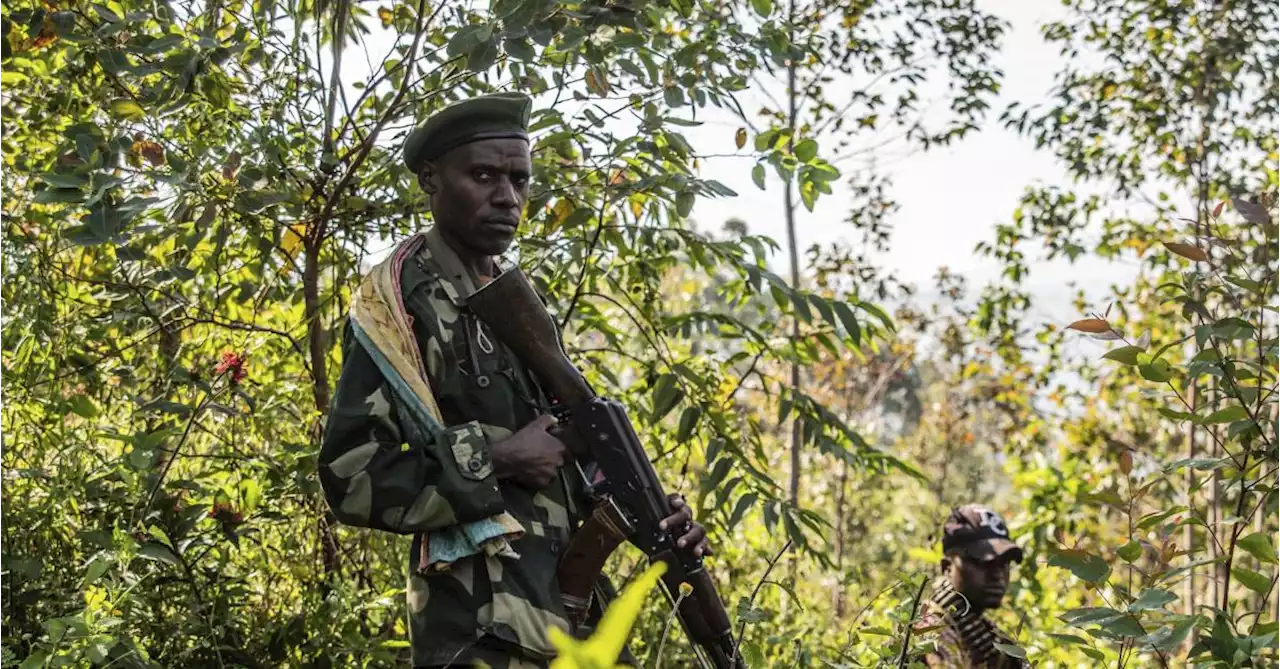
[916,577,1027,669]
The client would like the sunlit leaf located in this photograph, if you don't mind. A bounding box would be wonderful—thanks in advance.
[1117,540,1142,562]
[1049,549,1111,583]
[1202,405,1247,424]
[1238,533,1278,565]
[1101,346,1142,365]
[1231,567,1273,595]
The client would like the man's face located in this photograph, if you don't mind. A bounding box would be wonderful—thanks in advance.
[947,552,1014,611]
[424,138,532,257]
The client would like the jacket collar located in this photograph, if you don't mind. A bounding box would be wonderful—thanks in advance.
[420,226,506,307]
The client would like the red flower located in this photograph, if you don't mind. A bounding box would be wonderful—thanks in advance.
[215,351,248,383]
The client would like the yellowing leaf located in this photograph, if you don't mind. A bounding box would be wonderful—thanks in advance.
[110,99,146,121]
[550,199,574,230]
[735,128,747,149]
[549,561,668,668]
[1067,318,1112,333]
[628,198,643,220]
[585,67,610,96]
[1163,241,1208,262]
[377,6,393,26]
[281,223,307,258]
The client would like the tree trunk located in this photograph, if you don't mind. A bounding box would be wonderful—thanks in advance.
[1183,383,1198,619]
[304,236,341,590]
[833,459,849,618]
[784,0,801,587]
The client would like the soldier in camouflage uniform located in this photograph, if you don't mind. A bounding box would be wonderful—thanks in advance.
[916,504,1028,669]
[318,92,713,669]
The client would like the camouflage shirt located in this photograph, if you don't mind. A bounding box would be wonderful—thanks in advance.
[319,228,584,667]
[917,577,1027,669]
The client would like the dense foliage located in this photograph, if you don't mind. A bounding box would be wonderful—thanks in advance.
[2,0,1275,667]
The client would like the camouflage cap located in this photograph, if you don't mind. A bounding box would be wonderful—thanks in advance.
[941,504,1023,563]
[403,92,533,174]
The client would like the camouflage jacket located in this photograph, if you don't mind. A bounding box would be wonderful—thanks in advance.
[917,577,1028,669]
[319,228,585,667]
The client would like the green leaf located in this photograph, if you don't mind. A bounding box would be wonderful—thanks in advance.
[1232,567,1273,595]
[794,138,818,162]
[19,651,48,669]
[832,301,861,343]
[1203,405,1247,424]
[86,634,118,663]
[128,447,154,470]
[1138,359,1174,382]
[676,191,695,218]
[651,374,683,421]
[676,406,701,441]
[1117,540,1143,562]
[727,493,755,529]
[110,99,146,121]
[40,172,90,188]
[84,556,110,585]
[446,24,484,58]
[1238,533,1278,565]
[700,458,733,495]
[1136,507,1180,529]
[138,542,181,566]
[466,35,499,72]
[1164,457,1230,474]
[239,478,262,514]
[1,71,28,86]
[749,0,772,17]
[1061,607,1124,625]
[663,86,685,108]
[1158,407,1194,421]
[1128,588,1176,612]
[751,164,766,190]
[1102,346,1143,365]
[69,394,99,418]
[503,38,535,62]
[1213,317,1254,341]
[992,642,1026,659]
[1049,549,1111,583]
[1099,615,1146,638]
[741,640,765,667]
[1139,616,1198,652]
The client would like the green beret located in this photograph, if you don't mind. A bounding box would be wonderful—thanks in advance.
[402,92,533,173]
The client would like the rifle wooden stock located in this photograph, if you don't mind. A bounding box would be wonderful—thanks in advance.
[468,267,747,669]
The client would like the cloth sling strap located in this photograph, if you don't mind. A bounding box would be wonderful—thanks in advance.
[347,231,523,571]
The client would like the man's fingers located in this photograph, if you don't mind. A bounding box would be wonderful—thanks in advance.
[530,414,558,431]
[658,507,692,532]
[676,524,706,549]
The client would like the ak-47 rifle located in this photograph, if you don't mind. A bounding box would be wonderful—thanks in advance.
[468,266,747,669]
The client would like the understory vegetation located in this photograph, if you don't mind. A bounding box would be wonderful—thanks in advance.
[2,0,1276,666]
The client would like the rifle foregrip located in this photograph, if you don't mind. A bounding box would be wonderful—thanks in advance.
[556,501,632,627]
[652,552,747,669]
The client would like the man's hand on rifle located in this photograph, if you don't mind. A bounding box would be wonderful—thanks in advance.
[659,494,713,558]
[492,414,567,489]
